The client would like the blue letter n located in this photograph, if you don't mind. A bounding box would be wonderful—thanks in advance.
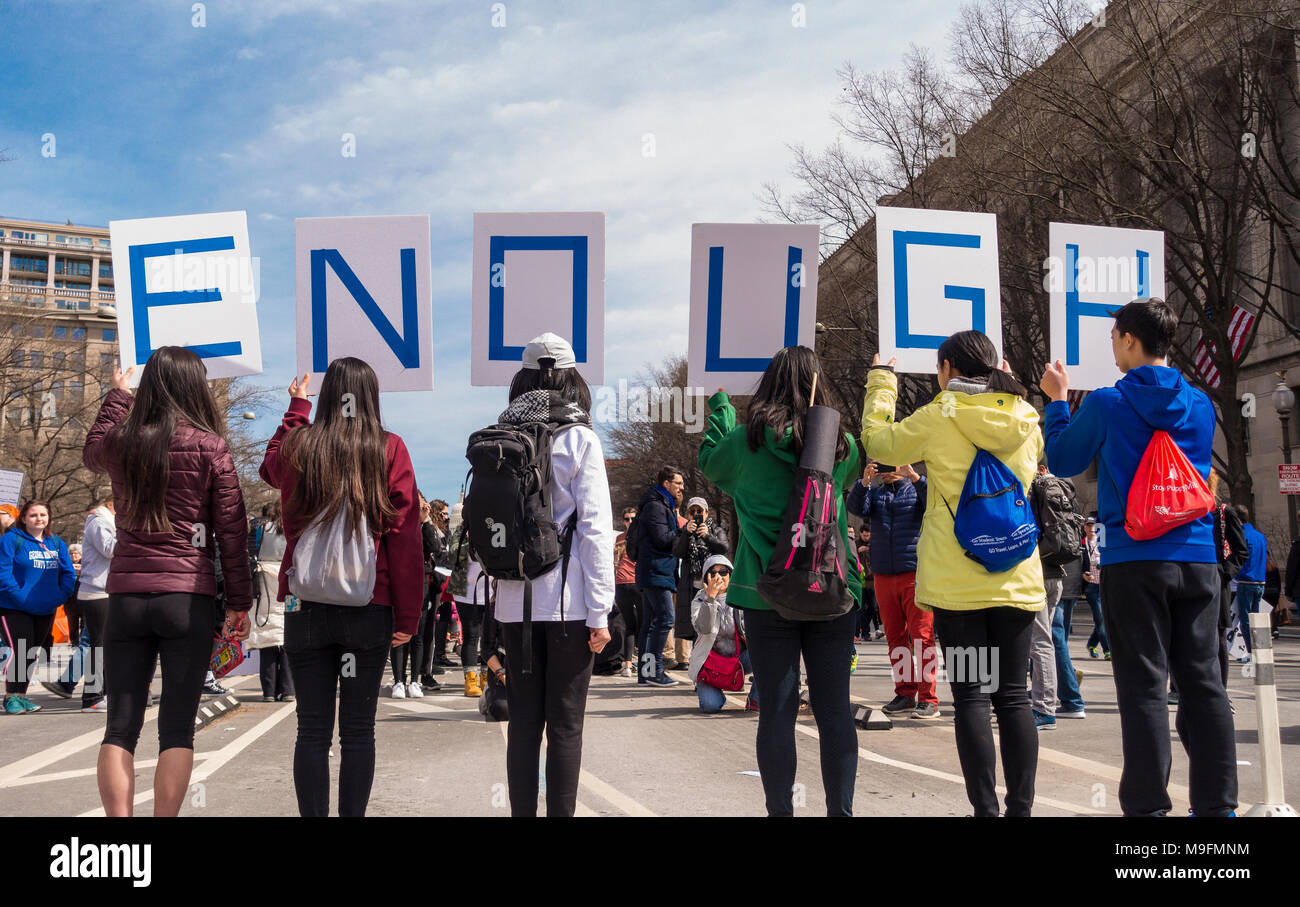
[311,248,419,372]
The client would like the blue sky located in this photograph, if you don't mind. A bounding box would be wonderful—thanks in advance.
[1,0,954,504]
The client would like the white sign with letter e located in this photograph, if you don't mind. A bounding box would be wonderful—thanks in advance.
[1048,223,1164,391]
[876,207,1002,374]
[109,211,262,383]
[295,215,434,393]
[686,223,820,390]
[470,212,604,387]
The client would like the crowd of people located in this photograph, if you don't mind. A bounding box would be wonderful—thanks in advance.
[0,298,1296,818]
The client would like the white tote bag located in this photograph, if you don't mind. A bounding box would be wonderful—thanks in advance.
[288,504,378,606]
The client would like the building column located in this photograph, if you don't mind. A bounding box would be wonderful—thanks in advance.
[91,255,100,293]
[1,248,9,284]
[46,251,56,287]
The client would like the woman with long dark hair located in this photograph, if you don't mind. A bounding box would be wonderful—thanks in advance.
[862,331,1045,817]
[487,333,614,817]
[82,348,252,815]
[0,499,77,714]
[698,345,862,816]
[259,357,422,817]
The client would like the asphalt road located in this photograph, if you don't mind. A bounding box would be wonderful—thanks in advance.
[3,624,1297,817]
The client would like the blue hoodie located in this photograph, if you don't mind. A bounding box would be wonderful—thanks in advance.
[1045,365,1216,566]
[0,528,77,615]
[1238,523,1268,583]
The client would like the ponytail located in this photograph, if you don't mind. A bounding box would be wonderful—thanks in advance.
[937,331,1028,399]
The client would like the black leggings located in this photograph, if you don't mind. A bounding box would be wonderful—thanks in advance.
[391,608,428,684]
[931,605,1038,817]
[458,602,484,669]
[744,607,859,817]
[102,592,215,755]
[0,608,56,695]
[615,584,641,661]
[500,620,594,817]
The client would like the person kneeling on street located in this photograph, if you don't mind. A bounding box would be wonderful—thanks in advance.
[688,555,757,714]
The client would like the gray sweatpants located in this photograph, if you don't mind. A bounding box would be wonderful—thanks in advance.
[1030,576,1062,716]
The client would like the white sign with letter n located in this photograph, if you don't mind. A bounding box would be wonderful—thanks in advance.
[295,215,434,393]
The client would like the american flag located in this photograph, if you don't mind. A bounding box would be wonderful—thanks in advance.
[1192,304,1255,389]
[1067,389,1090,415]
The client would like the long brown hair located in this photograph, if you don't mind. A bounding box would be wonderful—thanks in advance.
[115,346,225,532]
[281,357,396,540]
[746,346,850,461]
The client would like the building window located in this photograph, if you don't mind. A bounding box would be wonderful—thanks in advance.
[29,325,44,339]
[10,350,24,368]
[53,352,66,370]
[72,328,86,340]
[100,353,115,373]
[9,323,22,336]
[53,326,66,339]
[97,239,111,249]
[28,351,43,371]
[10,255,48,273]
[99,264,113,279]
[54,259,91,277]
[102,328,116,342]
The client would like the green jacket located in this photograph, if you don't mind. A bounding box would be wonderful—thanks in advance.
[697,391,862,611]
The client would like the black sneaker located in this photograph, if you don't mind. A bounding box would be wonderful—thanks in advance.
[911,702,941,720]
[434,656,458,668]
[421,678,442,692]
[202,679,229,696]
[40,680,77,700]
[645,675,680,687]
[881,695,918,716]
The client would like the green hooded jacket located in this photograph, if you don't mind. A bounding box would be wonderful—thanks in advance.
[697,391,862,611]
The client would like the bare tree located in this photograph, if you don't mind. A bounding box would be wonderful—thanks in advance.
[770,0,1300,506]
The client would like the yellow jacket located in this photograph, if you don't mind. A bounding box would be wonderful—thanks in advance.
[860,368,1045,612]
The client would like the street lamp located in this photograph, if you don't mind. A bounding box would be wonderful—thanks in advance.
[1271,373,1298,542]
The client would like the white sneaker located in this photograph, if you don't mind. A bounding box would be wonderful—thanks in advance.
[407,681,424,698]
[391,682,406,699]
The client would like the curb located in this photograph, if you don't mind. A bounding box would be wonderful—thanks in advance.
[193,693,241,732]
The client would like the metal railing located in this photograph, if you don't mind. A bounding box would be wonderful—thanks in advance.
[0,283,116,312]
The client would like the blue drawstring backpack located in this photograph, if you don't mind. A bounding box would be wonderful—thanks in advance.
[944,449,1039,573]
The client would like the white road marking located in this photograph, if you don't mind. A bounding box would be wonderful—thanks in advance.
[578,769,657,817]
[78,701,295,816]
[3,752,217,788]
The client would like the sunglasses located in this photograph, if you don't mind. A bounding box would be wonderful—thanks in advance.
[706,568,732,578]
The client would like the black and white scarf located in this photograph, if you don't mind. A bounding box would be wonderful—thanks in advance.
[498,389,591,427]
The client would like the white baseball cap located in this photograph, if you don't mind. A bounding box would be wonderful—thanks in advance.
[522,332,577,370]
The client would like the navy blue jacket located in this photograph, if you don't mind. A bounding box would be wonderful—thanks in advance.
[634,484,681,591]
[846,476,926,576]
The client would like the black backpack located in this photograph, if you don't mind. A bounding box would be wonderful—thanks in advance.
[463,420,577,672]
[756,466,855,622]
[1033,475,1087,567]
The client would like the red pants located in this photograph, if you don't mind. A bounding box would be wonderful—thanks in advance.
[875,571,937,704]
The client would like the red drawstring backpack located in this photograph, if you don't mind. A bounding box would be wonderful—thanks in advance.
[1124,430,1214,540]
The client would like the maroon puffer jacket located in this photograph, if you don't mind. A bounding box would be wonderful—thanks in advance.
[82,388,252,610]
